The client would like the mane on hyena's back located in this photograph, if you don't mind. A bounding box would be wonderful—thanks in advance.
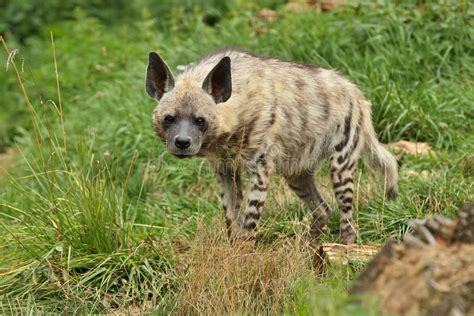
[181,48,323,82]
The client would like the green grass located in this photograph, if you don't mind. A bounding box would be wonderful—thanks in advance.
[0,0,473,314]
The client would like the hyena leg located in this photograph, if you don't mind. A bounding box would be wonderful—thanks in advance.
[330,102,364,244]
[330,157,357,244]
[215,165,242,237]
[237,153,271,238]
[285,171,331,240]
[331,124,363,244]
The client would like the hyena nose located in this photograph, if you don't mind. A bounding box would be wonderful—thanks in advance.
[174,136,191,149]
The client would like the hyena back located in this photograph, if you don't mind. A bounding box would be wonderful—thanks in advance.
[146,49,398,244]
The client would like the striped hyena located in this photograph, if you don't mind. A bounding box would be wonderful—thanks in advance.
[146,49,398,244]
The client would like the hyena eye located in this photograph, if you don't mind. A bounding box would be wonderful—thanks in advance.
[195,117,206,128]
[164,115,175,126]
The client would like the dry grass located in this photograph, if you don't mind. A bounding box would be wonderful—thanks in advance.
[172,220,319,315]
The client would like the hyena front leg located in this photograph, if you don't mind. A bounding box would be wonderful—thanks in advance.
[215,164,243,238]
[237,153,271,239]
[285,170,331,240]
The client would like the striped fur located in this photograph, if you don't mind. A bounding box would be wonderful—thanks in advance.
[147,49,399,244]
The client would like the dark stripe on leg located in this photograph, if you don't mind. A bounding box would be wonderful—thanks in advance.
[342,197,353,205]
[333,177,353,188]
[335,187,353,196]
[339,160,356,174]
[245,212,261,221]
[251,184,267,192]
[249,200,265,209]
[335,102,354,152]
[341,205,352,213]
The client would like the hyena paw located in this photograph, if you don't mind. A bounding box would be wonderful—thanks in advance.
[309,224,325,241]
[386,186,399,200]
[230,222,256,244]
[341,223,357,245]
[230,232,256,249]
[309,213,330,240]
[234,229,256,241]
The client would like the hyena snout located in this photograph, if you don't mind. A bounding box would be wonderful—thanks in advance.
[165,118,204,158]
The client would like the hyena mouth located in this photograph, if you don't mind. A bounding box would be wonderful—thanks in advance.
[174,153,192,159]
[171,148,199,158]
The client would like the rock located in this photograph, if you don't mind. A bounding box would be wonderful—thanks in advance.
[257,9,279,22]
[350,202,474,315]
[406,169,431,180]
[385,140,434,156]
[285,0,347,13]
[320,243,380,265]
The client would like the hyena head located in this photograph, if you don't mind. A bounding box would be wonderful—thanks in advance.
[145,52,231,158]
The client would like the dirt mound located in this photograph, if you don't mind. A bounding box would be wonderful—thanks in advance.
[350,203,474,315]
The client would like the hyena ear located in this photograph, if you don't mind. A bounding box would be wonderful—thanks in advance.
[202,56,232,104]
[146,52,175,100]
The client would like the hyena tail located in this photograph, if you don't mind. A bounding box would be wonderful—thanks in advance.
[362,127,399,199]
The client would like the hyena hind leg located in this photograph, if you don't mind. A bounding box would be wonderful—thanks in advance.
[330,154,358,245]
[285,170,331,240]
